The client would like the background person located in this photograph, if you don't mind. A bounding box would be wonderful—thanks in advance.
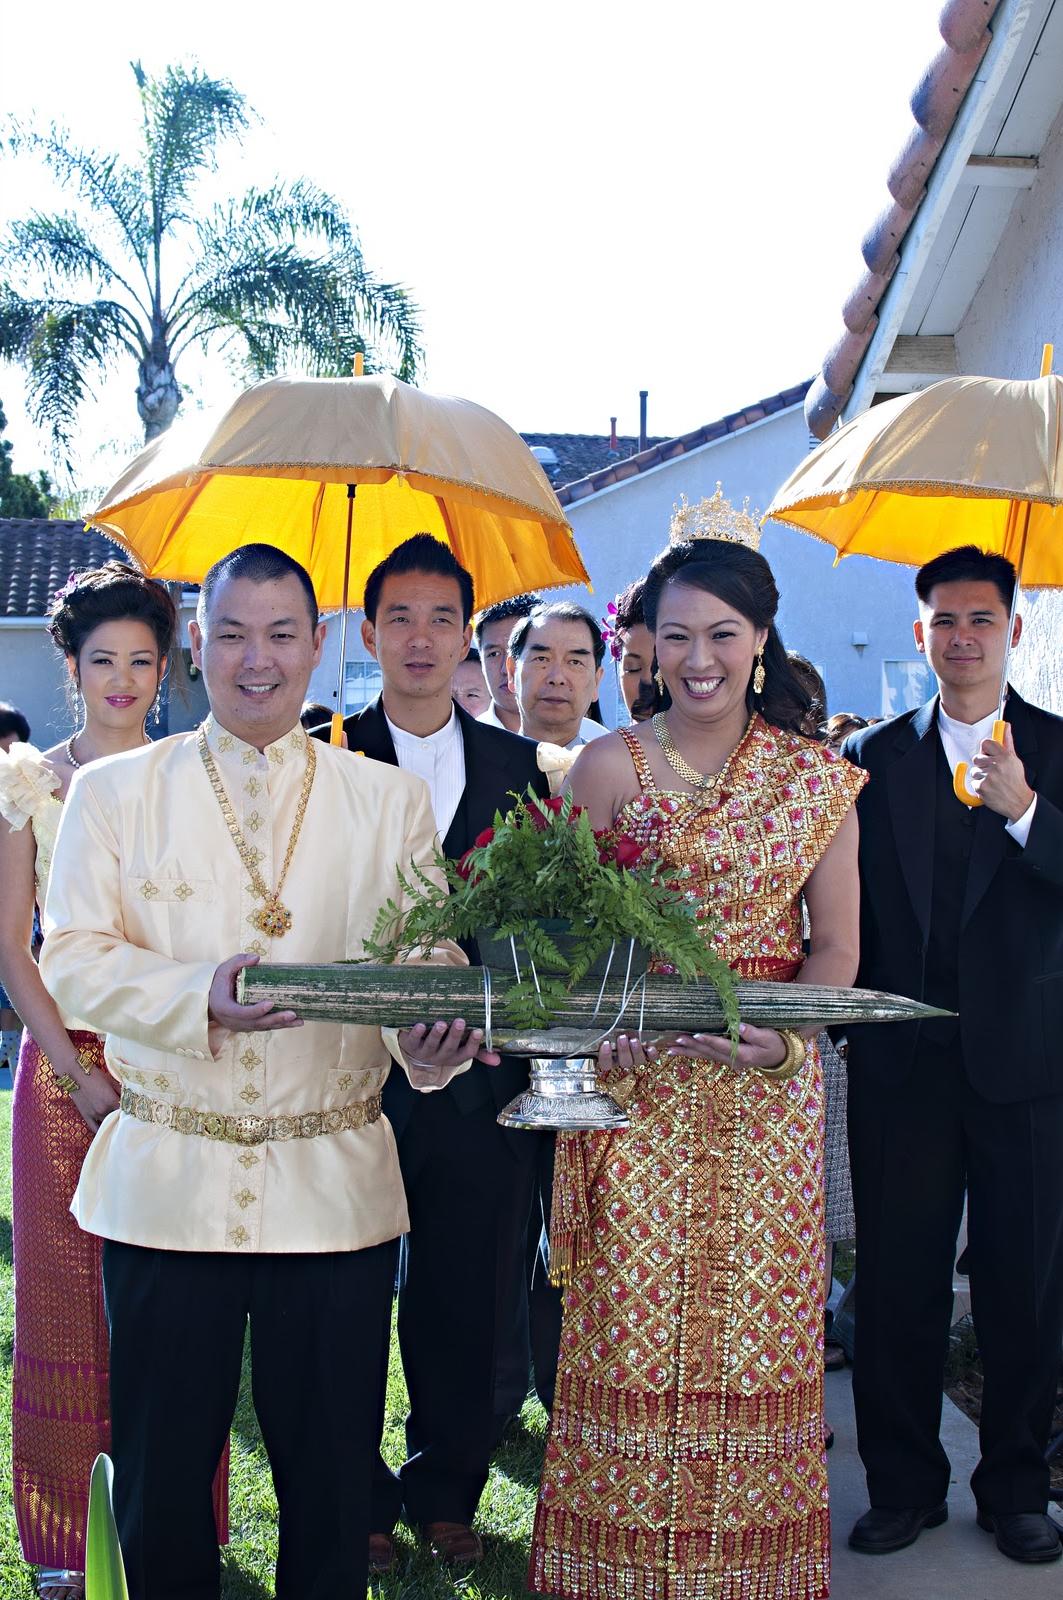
[0,700,31,753]
[611,578,662,723]
[472,593,539,731]
[299,699,333,730]
[843,545,1063,1566]
[450,646,488,716]
[39,544,492,1600]
[507,600,609,751]
[825,711,868,747]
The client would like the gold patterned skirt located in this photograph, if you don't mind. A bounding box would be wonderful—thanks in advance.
[529,1044,828,1600]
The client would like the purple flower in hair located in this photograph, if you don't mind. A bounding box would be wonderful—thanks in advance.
[52,571,81,606]
[600,600,622,662]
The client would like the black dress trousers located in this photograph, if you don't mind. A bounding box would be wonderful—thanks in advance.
[371,1087,538,1530]
[848,1044,1063,1513]
[103,1236,396,1600]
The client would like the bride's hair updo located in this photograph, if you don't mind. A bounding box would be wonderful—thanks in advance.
[642,539,815,735]
[48,561,177,664]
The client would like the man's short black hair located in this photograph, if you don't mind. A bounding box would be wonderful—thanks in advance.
[198,543,319,629]
[0,702,30,742]
[508,600,606,667]
[362,533,475,625]
[915,545,1016,611]
[472,592,539,649]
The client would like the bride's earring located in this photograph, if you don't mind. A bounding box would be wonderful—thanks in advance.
[753,651,766,696]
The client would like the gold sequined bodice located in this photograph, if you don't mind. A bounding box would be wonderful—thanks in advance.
[617,715,865,976]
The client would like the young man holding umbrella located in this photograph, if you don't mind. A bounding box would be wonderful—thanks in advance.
[39,544,495,1600]
[843,546,1063,1566]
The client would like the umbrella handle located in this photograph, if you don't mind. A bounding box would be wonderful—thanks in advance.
[952,719,1006,806]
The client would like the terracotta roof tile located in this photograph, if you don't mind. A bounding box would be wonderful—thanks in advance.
[519,431,667,488]
[807,0,1002,438]
[553,381,812,506]
[0,518,125,618]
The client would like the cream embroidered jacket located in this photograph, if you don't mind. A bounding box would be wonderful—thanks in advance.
[40,717,463,1254]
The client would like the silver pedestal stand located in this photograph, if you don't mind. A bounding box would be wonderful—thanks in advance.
[497,1054,630,1131]
[491,937,648,1132]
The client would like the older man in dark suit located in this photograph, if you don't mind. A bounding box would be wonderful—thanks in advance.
[843,546,1063,1568]
[325,535,550,1572]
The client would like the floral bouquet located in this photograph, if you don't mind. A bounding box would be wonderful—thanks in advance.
[364,788,739,1033]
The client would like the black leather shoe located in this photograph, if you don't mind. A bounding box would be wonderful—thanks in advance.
[976,1510,1062,1564]
[848,1503,948,1553]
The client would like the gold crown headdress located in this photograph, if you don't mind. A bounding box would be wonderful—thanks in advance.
[668,483,762,551]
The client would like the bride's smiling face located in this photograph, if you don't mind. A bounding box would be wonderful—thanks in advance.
[654,580,767,724]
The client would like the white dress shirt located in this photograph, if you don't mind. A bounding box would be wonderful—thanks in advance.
[385,707,465,840]
[479,703,609,748]
[566,718,610,750]
[937,705,1037,846]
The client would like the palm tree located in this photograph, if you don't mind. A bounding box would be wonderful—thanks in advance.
[0,62,423,457]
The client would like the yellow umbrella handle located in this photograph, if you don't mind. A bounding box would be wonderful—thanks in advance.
[952,719,1007,806]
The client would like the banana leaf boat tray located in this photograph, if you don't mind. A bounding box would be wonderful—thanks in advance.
[237,962,948,1058]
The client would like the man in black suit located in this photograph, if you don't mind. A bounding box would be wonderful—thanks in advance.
[329,535,550,1571]
[843,546,1063,1567]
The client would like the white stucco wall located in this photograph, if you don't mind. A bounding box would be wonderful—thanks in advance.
[0,626,71,745]
[560,405,923,727]
[0,601,206,748]
[956,101,1063,710]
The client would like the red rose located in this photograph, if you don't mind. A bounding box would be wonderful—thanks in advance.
[474,826,495,848]
[527,795,566,829]
[613,836,644,870]
[455,848,475,880]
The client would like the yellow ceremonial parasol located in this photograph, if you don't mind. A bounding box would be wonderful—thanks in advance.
[90,367,590,742]
[766,344,1062,803]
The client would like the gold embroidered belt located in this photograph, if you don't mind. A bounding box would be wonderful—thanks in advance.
[119,1086,382,1145]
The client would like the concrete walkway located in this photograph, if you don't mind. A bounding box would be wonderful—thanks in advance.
[826,1367,1063,1599]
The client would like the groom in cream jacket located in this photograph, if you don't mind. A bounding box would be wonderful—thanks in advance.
[41,544,495,1600]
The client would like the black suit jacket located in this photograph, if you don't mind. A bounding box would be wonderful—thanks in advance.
[842,689,1063,1103]
[324,698,550,1133]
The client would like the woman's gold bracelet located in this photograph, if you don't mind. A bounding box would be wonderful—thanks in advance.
[757,1028,808,1081]
[53,1073,79,1096]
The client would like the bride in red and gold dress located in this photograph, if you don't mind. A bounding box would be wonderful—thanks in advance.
[529,492,866,1600]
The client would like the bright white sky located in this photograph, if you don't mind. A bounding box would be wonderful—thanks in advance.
[0,0,944,495]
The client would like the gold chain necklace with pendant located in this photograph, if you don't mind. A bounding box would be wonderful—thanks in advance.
[652,711,756,791]
[197,727,316,938]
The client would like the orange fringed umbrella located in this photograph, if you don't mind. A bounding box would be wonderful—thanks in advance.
[90,371,590,741]
[766,344,1062,803]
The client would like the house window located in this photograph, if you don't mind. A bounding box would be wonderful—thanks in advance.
[343,661,383,712]
[882,659,934,717]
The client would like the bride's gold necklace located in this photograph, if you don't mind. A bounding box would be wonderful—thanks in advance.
[197,727,316,938]
[652,711,756,792]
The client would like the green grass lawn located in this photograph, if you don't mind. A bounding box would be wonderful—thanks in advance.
[0,1088,546,1598]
